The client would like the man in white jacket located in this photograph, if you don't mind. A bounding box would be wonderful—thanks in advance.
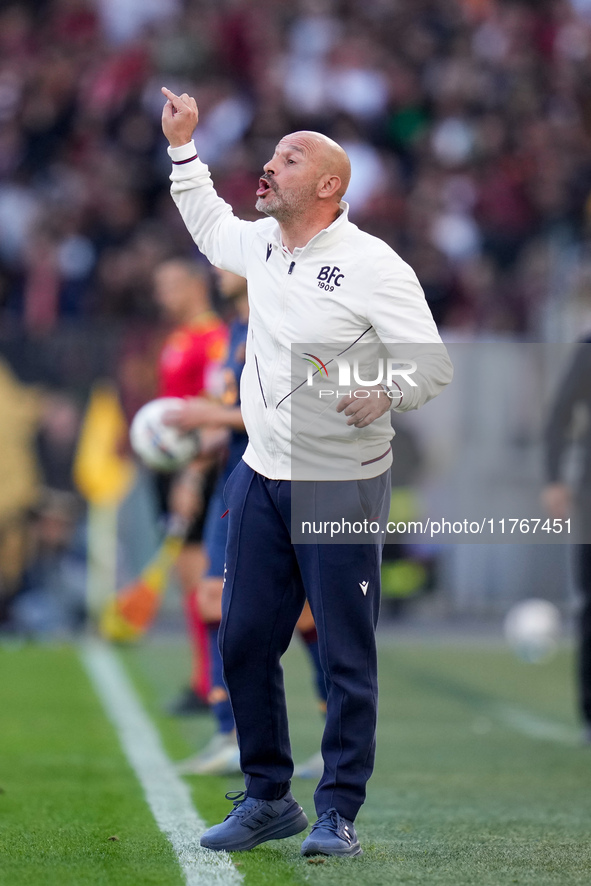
[161,86,452,858]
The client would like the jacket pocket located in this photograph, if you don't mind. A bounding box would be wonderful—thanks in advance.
[254,353,267,407]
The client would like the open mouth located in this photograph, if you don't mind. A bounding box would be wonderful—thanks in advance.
[256,177,273,197]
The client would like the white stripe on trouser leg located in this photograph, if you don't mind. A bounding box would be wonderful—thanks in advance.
[80,640,242,886]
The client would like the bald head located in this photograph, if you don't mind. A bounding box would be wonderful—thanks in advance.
[257,131,352,242]
[277,131,351,199]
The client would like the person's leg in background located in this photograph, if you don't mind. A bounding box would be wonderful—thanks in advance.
[171,539,211,714]
[176,481,239,774]
[177,477,240,775]
[161,465,220,716]
[175,567,241,772]
[577,543,591,739]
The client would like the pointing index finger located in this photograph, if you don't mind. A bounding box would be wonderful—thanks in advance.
[161,86,184,109]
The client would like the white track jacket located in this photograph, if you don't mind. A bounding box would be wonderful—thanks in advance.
[169,140,453,481]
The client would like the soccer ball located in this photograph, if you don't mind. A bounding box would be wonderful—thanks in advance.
[130,397,200,472]
[503,598,562,663]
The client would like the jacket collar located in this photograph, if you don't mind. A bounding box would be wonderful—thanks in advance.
[268,201,351,255]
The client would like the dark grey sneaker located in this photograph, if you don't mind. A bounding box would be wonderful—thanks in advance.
[200,790,308,852]
[301,808,362,857]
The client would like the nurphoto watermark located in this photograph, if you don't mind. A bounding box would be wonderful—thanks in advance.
[303,353,417,401]
[289,341,591,545]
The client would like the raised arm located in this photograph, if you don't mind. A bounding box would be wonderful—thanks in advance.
[160,87,254,276]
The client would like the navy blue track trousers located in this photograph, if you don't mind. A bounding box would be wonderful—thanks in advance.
[219,459,390,822]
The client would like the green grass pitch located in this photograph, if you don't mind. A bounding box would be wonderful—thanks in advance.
[1,634,591,885]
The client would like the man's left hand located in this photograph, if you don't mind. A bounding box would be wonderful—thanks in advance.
[336,385,392,428]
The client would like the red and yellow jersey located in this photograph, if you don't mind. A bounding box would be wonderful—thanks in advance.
[158,312,228,399]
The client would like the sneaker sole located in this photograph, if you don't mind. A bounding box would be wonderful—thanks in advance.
[201,807,309,852]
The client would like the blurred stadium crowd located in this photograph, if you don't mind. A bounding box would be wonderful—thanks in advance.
[1,0,591,335]
[1,0,591,632]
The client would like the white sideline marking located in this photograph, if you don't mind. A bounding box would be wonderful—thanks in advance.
[494,703,580,746]
[81,641,242,886]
